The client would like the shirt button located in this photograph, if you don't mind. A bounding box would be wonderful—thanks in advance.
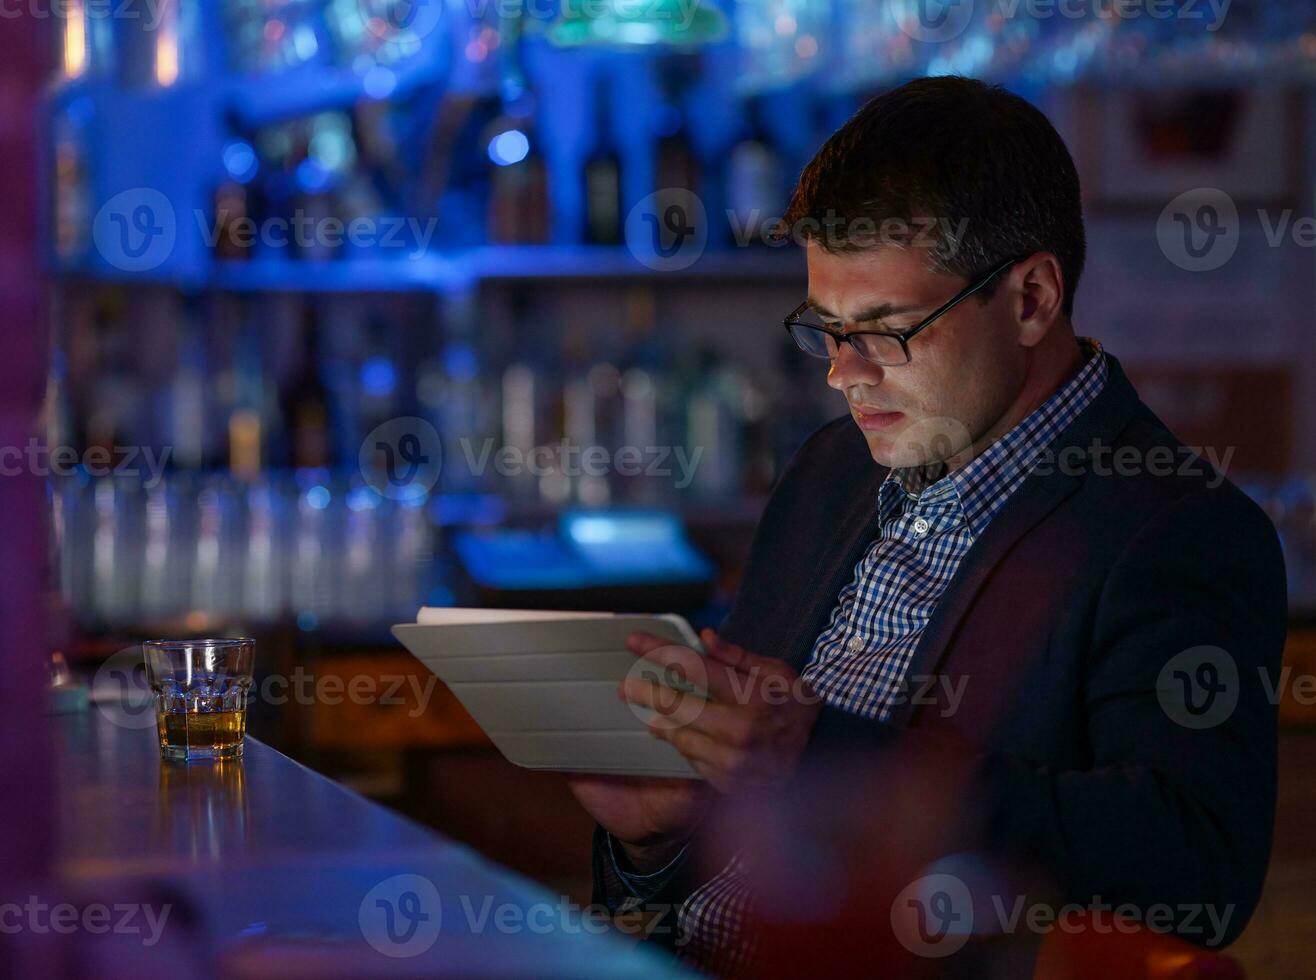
[912,516,931,536]
[847,636,863,652]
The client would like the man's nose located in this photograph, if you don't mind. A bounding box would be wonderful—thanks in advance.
[826,340,885,392]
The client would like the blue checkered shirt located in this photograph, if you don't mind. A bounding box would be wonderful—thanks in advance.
[620,340,1109,973]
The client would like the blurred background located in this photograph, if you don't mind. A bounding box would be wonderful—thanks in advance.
[5,1,1316,974]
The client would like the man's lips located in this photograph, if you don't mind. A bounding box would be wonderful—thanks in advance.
[851,405,904,431]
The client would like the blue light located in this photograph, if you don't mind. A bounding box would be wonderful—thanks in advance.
[222,140,259,184]
[443,342,478,381]
[363,65,397,100]
[297,611,319,632]
[488,129,530,167]
[306,485,331,509]
[347,486,378,512]
[295,158,332,194]
[361,356,397,397]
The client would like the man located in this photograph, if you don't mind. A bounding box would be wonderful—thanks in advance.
[568,76,1287,974]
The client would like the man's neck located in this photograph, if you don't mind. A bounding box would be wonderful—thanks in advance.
[944,335,1087,475]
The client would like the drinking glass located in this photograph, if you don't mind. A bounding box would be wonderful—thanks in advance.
[143,639,254,761]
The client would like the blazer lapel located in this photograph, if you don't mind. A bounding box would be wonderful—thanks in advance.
[885,354,1145,727]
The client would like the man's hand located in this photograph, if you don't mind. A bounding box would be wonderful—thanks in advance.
[566,774,711,873]
[620,628,823,794]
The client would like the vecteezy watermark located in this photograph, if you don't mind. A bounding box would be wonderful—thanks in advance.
[91,647,440,731]
[890,0,1230,44]
[891,0,977,43]
[457,438,705,489]
[1029,440,1234,489]
[1157,645,1240,729]
[0,0,169,29]
[621,636,968,731]
[0,441,172,488]
[360,417,444,501]
[199,210,441,261]
[891,871,975,957]
[357,0,445,42]
[626,189,708,272]
[883,415,1235,489]
[1157,187,1316,272]
[357,0,710,42]
[0,897,173,947]
[893,870,1237,957]
[728,213,970,253]
[93,188,177,273]
[1157,646,1316,729]
[624,192,969,270]
[993,0,1230,29]
[360,875,444,958]
[1157,188,1241,272]
[359,876,691,958]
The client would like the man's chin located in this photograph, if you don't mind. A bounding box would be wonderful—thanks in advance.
[858,423,940,471]
[860,429,909,470]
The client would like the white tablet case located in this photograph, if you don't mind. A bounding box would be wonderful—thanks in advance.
[392,611,706,779]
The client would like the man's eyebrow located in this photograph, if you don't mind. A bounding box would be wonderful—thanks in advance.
[804,298,928,322]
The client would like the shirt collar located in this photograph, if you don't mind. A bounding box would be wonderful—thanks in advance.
[883,337,1109,537]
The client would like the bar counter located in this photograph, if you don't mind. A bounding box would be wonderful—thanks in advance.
[54,707,685,978]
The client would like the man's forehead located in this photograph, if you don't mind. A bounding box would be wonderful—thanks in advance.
[804,247,949,319]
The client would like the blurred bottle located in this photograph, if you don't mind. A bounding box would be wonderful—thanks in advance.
[52,110,90,260]
[434,339,491,493]
[583,84,623,246]
[212,180,254,262]
[229,320,271,480]
[488,19,549,245]
[727,96,786,248]
[618,289,667,504]
[283,306,330,469]
[654,56,701,198]
[684,350,747,501]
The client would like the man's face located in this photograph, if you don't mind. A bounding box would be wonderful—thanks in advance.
[806,241,1027,471]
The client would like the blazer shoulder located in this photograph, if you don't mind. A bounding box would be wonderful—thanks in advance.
[1086,404,1283,573]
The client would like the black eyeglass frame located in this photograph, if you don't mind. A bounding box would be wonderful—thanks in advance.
[783,255,1024,366]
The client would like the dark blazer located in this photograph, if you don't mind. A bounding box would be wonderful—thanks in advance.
[594,352,1287,956]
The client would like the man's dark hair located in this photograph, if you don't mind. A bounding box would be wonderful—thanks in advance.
[784,76,1086,316]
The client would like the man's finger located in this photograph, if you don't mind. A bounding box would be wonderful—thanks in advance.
[624,633,743,703]
[654,720,739,775]
[621,675,711,729]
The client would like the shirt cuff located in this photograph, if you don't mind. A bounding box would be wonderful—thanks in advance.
[607,832,691,902]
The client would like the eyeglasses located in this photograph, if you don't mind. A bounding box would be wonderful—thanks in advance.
[783,256,1021,367]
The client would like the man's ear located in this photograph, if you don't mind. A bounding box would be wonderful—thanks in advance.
[1014,253,1065,347]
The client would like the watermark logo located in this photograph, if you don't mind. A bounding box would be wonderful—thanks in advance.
[1157,188,1239,272]
[93,188,176,273]
[360,874,443,958]
[887,414,975,469]
[358,0,445,41]
[893,0,976,42]
[891,872,974,957]
[0,897,173,946]
[1157,645,1238,729]
[0,0,169,30]
[0,441,171,487]
[626,189,707,272]
[623,642,711,731]
[90,646,157,731]
[455,437,703,489]
[360,417,443,501]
